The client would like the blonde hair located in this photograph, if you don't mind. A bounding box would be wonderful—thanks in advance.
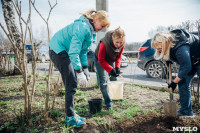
[81,9,110,28]
[151,32,175,60]
[112,27,125,39]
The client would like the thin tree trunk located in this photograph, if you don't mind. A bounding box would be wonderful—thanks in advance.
[51,74,61,111]
[1,0,31,118]
[31,0,57,116]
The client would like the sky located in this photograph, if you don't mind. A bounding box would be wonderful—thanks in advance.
[0,0,200,43]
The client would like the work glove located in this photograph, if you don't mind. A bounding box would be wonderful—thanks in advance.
[168,81,177,92]
[83,68,90,80]
[77,71,88,87]
[115,67,121,76]
[109,69,118,77]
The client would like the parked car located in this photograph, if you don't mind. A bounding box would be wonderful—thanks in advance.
[137,39,178,79]
[121,55,129,67]
[87,50,129,72]
[38,44,50,63]
[25,45,38,63]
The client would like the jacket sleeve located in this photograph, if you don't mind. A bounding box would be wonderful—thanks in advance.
[79,29,92,67]
[79,45,90,67]
[175,45,192,79]
[68,23,88,70]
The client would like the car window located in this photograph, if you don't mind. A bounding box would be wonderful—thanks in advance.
[25,45,32,50]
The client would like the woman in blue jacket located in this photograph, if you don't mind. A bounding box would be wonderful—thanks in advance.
[151,29,200,117]
[49,10,110,127]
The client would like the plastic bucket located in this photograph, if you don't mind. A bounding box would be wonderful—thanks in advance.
[88,98,102,114]
[108,81,124,100]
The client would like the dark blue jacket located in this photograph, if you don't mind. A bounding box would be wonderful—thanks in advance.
[170,29,200,78]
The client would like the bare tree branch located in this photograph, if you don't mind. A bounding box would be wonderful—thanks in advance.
[31,1,47,23]
[47,0,57,22]
[0,23,16,49]
[12,0,27,24]
[31,0,57,116]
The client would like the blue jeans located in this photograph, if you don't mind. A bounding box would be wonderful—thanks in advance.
[178,63,200,115]
[94,58,112,107]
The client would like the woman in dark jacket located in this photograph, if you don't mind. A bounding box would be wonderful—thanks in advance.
[151,29,200,117]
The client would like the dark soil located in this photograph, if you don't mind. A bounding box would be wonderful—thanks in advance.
[76,113,200,133]
[114,114,200,133]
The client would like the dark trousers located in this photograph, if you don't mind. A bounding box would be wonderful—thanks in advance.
[49,50,77,117]
[178,63,200,115]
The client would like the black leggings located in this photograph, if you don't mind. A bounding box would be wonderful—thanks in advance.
[49,50,77,117]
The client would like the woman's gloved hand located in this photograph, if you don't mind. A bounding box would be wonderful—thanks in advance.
[115,67,120,76]
[168,81,177,91]
[109,69,118,77]
[77,72,88,87]
[83,68,90,80]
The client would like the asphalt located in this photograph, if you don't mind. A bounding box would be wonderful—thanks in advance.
[32,62,199,92]
[89,60,168,90]
[90,71,168,90]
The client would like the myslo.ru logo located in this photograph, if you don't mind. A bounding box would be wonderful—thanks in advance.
[172,127,198,132]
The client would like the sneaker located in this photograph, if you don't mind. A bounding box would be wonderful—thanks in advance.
[74,113,86,121]
[66,114,86,122]
[66,116,85,127]
[177,112,194,119]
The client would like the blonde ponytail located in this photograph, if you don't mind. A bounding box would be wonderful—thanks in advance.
[81,9,110,28]
[81,9,96,19]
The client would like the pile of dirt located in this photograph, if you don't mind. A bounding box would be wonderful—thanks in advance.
[114,113,200,133]
[76,113,200,133]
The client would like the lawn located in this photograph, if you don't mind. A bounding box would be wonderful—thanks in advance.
[0,74,200,133]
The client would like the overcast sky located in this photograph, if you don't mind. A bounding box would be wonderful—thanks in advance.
[0,0,200,43]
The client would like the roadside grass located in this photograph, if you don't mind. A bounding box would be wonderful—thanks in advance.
[0,74,175,132]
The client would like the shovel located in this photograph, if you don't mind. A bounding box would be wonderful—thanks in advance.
[163,63,177,117]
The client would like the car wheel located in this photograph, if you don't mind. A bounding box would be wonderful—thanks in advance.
[41,56,46,63]
[145,61,166,78]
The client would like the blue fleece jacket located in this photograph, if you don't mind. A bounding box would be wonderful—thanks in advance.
[49,16,96,70]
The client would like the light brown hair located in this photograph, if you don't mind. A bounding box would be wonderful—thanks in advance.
[112,27,125,39]
[81,9,110,28]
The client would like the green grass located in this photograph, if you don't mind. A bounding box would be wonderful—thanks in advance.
[159,87,166,92]
[0,101,7,106]
[0,73,182,132]
[92,117,107,124]
[113,106,142,119]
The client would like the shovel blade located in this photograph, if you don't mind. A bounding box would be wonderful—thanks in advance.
[164,101,177,117]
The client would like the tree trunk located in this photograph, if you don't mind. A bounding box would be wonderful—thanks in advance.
[1,0,31,118]
[14,55,21,75]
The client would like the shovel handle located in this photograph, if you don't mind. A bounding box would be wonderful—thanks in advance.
[169,63,173,95]
[169,63,172,82]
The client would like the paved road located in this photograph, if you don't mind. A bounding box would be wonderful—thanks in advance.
[120,63,167,88]
[28,62,199,91]
[29,62,168,89]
